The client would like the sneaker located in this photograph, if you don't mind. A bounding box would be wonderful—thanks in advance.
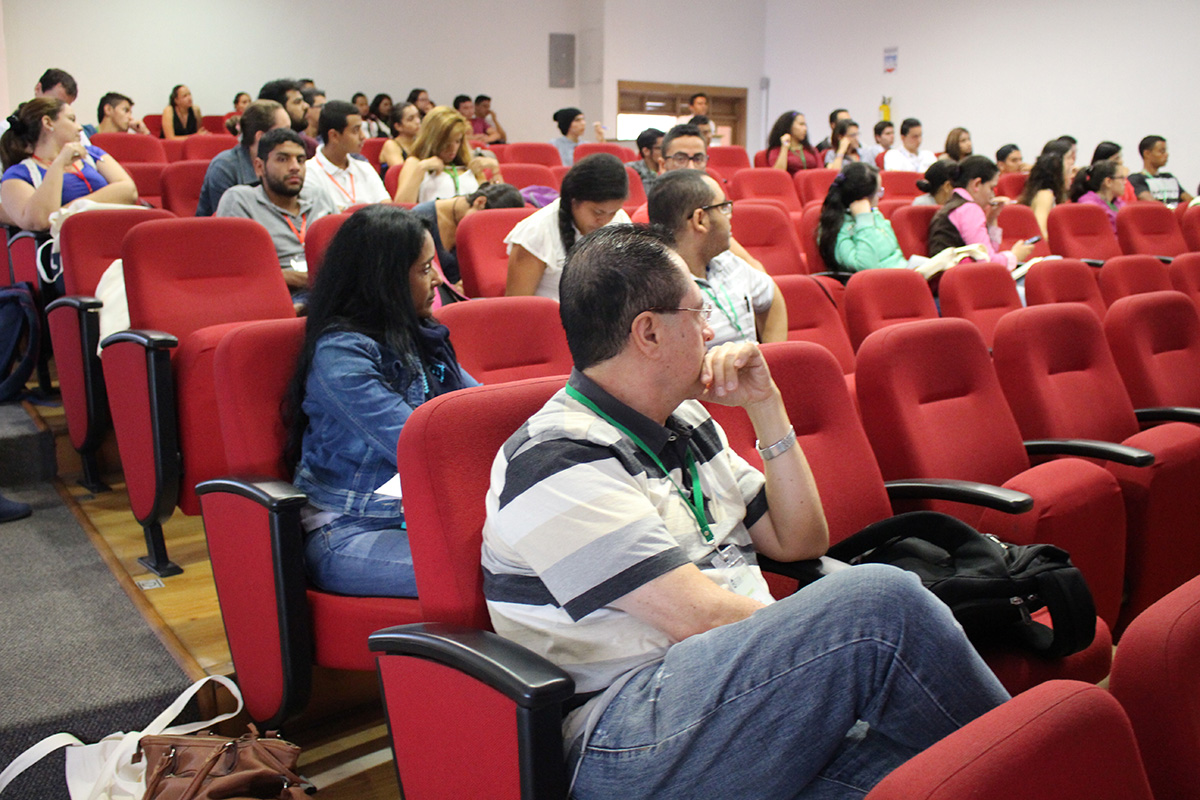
[0,493,32,523]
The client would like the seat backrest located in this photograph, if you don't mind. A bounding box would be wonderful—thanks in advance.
[792,168,838,206]
[59,208,176,296]
[161,138,186,163]
[303,212,351,286]
[1098,254,1172,306]
[183,134,238,161]
[728,168,802,212]
[865,681,1155,800]
[1047,203,1122,261]
[200,115,228,134]
[455,207,536,298]
[495,163,556,190]
[398,377,564,628]
[729,202,806,277]
[503,142,562,167]
[89,132,167,164]
[1104,290,1200,409]
[879,170,923,200]
[937,262,1022,349]
[384,163,404,197]
[877,197,910,220]
[142,115,163,138]
[996,204,1051,258]
[359,138,386,170]
[843,268,939,351]
[623,165,647,209]
[574,142,636,162]
[992,304,1139,444]
[1117,201,1188,258]
[890,204,938,258]
[122,163,165,207]
[212,317,306,477]
[752,149,769,168]
[549,165,569,188]
[798,203,827,273]
[855,317,1031,488]
[1181,204,1200,251]
[772,276,855,374]
[995,171,1028,200]
[707,145,751,171]
[121,218,295,337]
[1168,251,1200,311]
[1024,258,1106,319]
[435,297,572,384]
[1110,575,1200,800]
[160,159,210,218]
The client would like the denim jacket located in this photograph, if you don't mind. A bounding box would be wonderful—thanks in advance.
[293,328,478,518]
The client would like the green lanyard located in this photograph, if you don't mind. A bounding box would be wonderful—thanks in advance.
[565,385,714,544]
[447,165,461,195]
[701,282,746,338]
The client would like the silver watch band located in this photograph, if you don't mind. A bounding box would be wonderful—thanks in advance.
[755,426,797,461]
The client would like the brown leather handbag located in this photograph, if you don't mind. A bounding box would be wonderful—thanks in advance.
[137,724,313,799]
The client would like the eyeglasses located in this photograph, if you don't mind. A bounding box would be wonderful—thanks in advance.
[700,201,733,216]
[666,152,709,166]
[647,304,714,321]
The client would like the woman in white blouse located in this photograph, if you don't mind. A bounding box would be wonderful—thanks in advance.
[392,106,501,204]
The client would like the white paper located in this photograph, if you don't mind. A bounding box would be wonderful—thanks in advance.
[374,473,403,499]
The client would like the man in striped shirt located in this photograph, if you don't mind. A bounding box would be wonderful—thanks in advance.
[481,225,1008,799]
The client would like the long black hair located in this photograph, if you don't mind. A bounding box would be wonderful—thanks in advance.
[284,205,446,469]
[1,97,64,169]
[817,162,880,272]
[1019,152,1067,205]
[557,153,628,253]
[1091,141,1121,164]
[1069,160,1121,202]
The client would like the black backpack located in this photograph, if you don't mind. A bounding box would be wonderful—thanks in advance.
[0,282,40,402]
[823,511,1097,658]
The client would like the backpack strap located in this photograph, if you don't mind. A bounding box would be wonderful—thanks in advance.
[0,284,41,401]
[1015,566,1097,658]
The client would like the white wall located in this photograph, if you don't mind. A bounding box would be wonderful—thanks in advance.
[765,0,1200,187]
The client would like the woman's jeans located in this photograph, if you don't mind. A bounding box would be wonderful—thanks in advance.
[304,514,418,597]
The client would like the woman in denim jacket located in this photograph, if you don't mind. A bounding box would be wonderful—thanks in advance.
[286,205,479,596]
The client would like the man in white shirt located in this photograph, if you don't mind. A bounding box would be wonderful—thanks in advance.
[306,100,391,212]
[883,117,937,173]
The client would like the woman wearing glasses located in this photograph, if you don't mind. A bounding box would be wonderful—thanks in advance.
[766,111,821,174]
[1069,160,1129,233]
[285,206,479,597]
[505,153,631,299]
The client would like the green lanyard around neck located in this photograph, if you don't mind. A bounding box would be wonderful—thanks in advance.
[565,384,714,544]
[701,282,745,338]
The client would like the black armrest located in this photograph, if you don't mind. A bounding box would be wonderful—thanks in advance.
[369,622,574,708]
[1156,256,1174,264]
[884,478,1034,514]
[1082,258,1104,267]
[100,328,178,350]
[196,476,307,509]
[1024,438,1154,467]
[1135,407,1200,425]
[812,271,852,285]
[47,294,102,313]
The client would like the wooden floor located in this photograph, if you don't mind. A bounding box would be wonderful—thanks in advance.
[36,398,402,799]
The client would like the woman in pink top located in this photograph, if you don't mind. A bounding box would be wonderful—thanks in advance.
[1070,160,1128,233]
[766,111,820,173]
[927,156,1035,268]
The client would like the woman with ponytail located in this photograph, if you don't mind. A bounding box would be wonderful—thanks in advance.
[504,153,629,299]
[1070,160,1128,233]
[816,162,906,273]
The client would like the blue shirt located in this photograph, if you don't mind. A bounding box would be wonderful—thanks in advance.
[1,145,110,204]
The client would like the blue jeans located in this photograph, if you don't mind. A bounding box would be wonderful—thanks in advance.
[569,564,1010,800]
[303,514,418,597]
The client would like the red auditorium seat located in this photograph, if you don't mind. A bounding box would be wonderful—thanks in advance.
[123,162,164,208]
[997,204,1051,258]
[876,197,910,219]
[843,268,938,351]
[878,170,923,200]
[160,160,209,217]
[200,115,227,134]
[796,203,827,273]
[856,318,1128,630]
[359,138,386,171]
[302,212,351,286]
[993,303,1200,634]
[772,277,854,376]
[46,208,175,491]
[889,204,938,258]
[495,163,556,190]
[436,297,572,384]
[89,132,167,163]
[729,201,806,277]
[142,115,162,138]
[574,142,636,162]
[995,171,1028,200]
[197,317,422,728]
[866,682,1154,800]
[1024,258,1106,319]
[549,165,569,188]
[1097,254,1172,306]
[1167,251,1200,313]
[1104,290,1200,411]
[623,165,647,215]
[938,262,1021,348]
[729,168,801,211]
[1181,204,1200,251]
[1110,575,1200,800]
[487,143,508,162]
[183,135,237,161]
[792,169,837,206]
[100,218,296,575]
[874,151,885,169]
[1116,201,1188,259]
[503,142,562,167]
[752,149,769,168]
[161,138,186,163]
[456,207,535,298]
[706,145,751,177]
[1047,203,1122,263]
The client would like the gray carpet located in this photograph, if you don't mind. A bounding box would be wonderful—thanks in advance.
[0,481,195,799]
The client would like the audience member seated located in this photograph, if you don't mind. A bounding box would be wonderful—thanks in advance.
[453,95,486,146]
[368,94,393,139]
[884,117,937,172]
[647,169,785,345]
[215,129,336,289]
[351,92,371,129]
[551,106,606,167]
[504,153,630,299]
[688,92,709,116]
[928,155,1034,268]
[1091,140,1137,204]
[627,127,663,193]
[912,159,955,206]
[393,106,501,204]
[944,127,972,162]
[231,92,251,115]
[859,120,893,167]
[258,79,314,156]
[306,100,390,211]
[1017,143,1073,239]
[470,94,506,144]
[818,161,907,273]
[1069,160,1128,233]
[816,107,850,152]
[379,102,420,177]
[87,92,150,137]
[766,110,820,173]
[406,87,433,119]
[481,224,1011,800]
[995,143,1029,174]
[196,99,293,216]
[0,68,78,142]
[410,182,524,290]
[287,205,478,598]
[687,115,713,146]
[159,84,209,139]
[0,98,137,231]
[1129,135,1193,207]
[301,87,325,140]
[824,118,861,171]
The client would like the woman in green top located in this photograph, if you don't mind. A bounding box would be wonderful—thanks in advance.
[817,162,906,273]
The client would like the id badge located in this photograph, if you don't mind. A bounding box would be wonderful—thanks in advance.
[713,544,773,603]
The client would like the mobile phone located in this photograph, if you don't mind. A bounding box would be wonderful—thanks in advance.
[1024,235,1042,245]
